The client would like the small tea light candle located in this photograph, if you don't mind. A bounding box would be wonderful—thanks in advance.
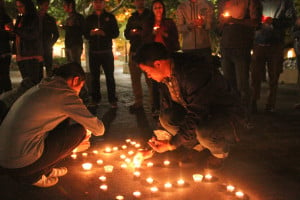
[93,150,99,154]
[125,158,131,163]
[99,184,108,191]
[82,152,88,157]
[130,141,136,145]
[125,139,131,143]
[133,191,141,198]
[193,174,203,182]
[128,150,134,155]
[135,143,141,148]
[115,195,124,200]
[71,154,77,159]
[147,162,154,167]
[150,186,158,193]
[227,185,235,192]
[113,146,119,151]
[146,177,154,184]
[177,179,185,186]
[205,174,213,181]
[120,154,126,159]
[235,191,244,199]
[133,171,141,178]
[121,145,127,149]
[163,160,170,166]
[96,159,103,165]
[223,11,230,17]
[104,165,114,173]
[99,175,106,181]
[164,182,172,189]
[121,163,127,169]
[104,147,112,153]
[82,163,92,170]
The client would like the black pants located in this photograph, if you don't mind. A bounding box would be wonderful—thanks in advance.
[40,48,54,77]
[0,55,12,94]
[6,121,86,184]
[18,59,43,84]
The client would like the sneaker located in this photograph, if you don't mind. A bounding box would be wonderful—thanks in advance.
[206,156,226,170]
[110,102,118,108]
[129,103,143,113]
[32,175,58,188]
[48,167,68,177]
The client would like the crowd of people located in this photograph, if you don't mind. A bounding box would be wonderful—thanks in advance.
[0,0,298,188]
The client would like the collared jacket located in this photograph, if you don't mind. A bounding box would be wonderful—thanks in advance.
[85,11,119,52]
[64,12,85,48]
[160,53,245,148]
[39,13,59,51]
[0,77,105,168]
[217,0,262,49]
[254,0,296,45]
[0,13,12,56]
[176,0,214,50]
[124,9,151,52]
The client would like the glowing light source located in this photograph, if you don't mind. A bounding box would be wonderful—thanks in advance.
[193,174,203,182]
[82,163,92,170]
[104,165,114,173]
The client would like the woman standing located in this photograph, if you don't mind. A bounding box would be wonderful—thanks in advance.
[6,0,43,84]
[0,0,13,94]
[142,0,180,117]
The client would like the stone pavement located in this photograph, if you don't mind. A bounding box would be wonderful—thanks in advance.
[1,61,300,200]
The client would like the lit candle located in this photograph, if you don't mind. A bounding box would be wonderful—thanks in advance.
[130,141,136,145]
[223,11,230,17]
[133,191,141,198]
[205,174,213,181]
[99,175,106,181]
[93,150,99,154]
[153,25,160,31]
[104,147,112,153]
[115,195,124,200]
[121,163,127,169]
[120,154,126,159]
[163,160,170,166]
[113,146,119,151]
[125,158,131,163]
[104,165,114,173]
[96,159,103,165]
[227,185,235,192]
[147,162,154,167]
[121,145,127,149]
[146,177,154,184]
[133,171,141,178]
[99,184,108,191]
[128,150,134,155]
[135,143,141,148]
[177,179,185,186]
[150,186,158,193]
[82,163,92,170]
[71,154,77,159]
[125,139,131,143]
[235,191,244,199]
[193,174,203,182]
[164,182,172,189]
[82,152,88,157]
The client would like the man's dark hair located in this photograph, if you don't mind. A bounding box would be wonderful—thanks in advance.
[53,62,86,81]
[63,0,76,11]
[135,42,170,66]
[36,0,49,5]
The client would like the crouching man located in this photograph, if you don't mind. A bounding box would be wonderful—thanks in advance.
[135,42,246,169]
[0,62,105,187]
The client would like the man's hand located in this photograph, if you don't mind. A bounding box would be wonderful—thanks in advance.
[147,137,176,153]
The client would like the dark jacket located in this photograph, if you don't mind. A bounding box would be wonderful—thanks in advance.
[13,14,43,57]
[161,53,245,148]
[85,11,119,52]
[39,13,59,51]
[0,13,12,55]
[124,9,151,52]
[142,18,180,52]
[64,12,85,48]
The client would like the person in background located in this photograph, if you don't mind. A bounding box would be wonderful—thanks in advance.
[37,0,59,77]
[85,0,119,108]
[217,0,262,118]
[142,0,180,117]
[5,0,43,85]
[292,16,300,110]
[62,0,85,64]
[251,0,296,113]
[135,42,246,169]
[124,0,152,112]
[176,0,214,65]
[0,0,13,94]
[0,62,105,188]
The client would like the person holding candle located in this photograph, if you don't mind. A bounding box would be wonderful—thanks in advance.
[0,62,105,187]
[142,0,180,117]
[135,42,246,169]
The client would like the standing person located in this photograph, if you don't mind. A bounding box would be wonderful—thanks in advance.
[124,0,152,112]
[37,0,59,77]
[142,0,180,116]
[251,0,296,113]
[62,0,85,64]
[0,0,13,94]
[0,62,105,188]
[176,0,214,64]
[292,17,300,110]
[217,0,262,117]
[5,0,43,85]
[135,42,245,169]
[85,0,119,108]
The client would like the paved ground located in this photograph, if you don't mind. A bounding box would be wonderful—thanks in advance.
[1,61,300,200]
